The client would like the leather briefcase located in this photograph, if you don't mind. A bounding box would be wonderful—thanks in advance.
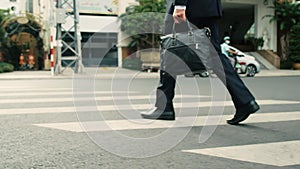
[160,21,214,75]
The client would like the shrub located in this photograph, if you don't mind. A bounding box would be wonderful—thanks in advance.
[0,62,14,73]
[263,1,300,61]
[288,23,300,62]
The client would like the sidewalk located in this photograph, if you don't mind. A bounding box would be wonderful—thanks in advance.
[0,67,300,80]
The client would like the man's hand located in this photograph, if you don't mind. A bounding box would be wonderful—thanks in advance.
[173,9,186,23]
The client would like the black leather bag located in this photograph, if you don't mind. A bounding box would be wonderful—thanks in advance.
[160,21,213,75]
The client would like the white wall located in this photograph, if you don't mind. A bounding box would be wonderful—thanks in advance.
[0,0,14,10]
[63,15,118,33]
[255,2,277,51]
[0,0,25,15]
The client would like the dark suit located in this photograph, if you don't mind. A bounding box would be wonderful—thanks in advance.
[155,0,255,112]
[172,0,222,18]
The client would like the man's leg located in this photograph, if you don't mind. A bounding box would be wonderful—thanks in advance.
[193,18,255,108]
[191,18,259,124]
[209,20,259,124]
[141,66,176,120]
[140,21,176,120]
[155,70,176,112]
[154,21,177,112]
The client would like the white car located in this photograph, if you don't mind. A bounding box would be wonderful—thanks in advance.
[185,46,260,78]
[228,46,261,77]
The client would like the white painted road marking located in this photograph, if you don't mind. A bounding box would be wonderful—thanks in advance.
[0,91,138,96]
[0,95,208,103]
[182,140,300,167]
[0,100,299,115]
[33,112,300,132]
[0,87,72,91]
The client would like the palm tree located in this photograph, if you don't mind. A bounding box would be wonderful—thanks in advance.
[264,0,300,61]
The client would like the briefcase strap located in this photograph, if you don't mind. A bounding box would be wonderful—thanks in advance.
[172,21,193,38]
[171,21,211,38]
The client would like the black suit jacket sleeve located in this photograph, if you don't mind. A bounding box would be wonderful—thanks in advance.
[171,0,222,19]
[174,0,187,5]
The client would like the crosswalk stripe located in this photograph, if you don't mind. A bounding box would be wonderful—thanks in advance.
[0,91,138,97]
[0,95,209,104]
[33,111,300,132]
[182,140,300,167]
[0,88,72,92]
[0,100,299,115]
[0,86,53,89]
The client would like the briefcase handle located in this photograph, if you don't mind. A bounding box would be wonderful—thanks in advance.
[171,20,211,38]
[172,20,193,37]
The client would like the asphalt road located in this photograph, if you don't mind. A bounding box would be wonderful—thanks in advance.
[0,76,299,169]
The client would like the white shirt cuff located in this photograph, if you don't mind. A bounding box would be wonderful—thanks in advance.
[174,5,186,10]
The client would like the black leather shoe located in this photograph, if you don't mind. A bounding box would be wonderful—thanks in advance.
[141,108,175,120]
[227,100,260,125]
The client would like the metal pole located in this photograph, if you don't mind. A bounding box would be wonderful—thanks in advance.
[55,0,84,74]
[55,0,62,74]
[73,0,84,73]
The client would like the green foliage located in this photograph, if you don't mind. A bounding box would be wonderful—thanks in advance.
[263,1,300,61]
[288,23,300,62]
[0,62,14,73]
[119,0,166,52]
[0,9,10,42]
[245,37,264,51]
[263,1,300,32]
[0,9,18,66]
[280,60,293,69]
[0,40,21,68]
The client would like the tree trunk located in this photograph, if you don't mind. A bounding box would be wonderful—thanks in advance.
[279,32,290,61]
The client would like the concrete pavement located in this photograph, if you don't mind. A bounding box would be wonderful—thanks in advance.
[0,67,300,80]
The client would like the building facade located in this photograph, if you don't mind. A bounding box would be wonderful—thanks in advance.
[1,0,284,68]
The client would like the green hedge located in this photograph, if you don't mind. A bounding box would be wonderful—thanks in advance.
[0,62,14,73]
[289,23,300,62]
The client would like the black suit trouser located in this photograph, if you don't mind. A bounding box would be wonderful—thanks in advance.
[155,18,255,112]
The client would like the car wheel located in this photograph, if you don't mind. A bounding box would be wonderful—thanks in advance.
[198,71,209,77]
[246,65,256,77]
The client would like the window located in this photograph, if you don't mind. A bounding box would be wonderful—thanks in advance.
[81,32,118,66]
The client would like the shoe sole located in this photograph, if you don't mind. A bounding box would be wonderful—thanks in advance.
[141,114,175,120]
[227,105,260,125]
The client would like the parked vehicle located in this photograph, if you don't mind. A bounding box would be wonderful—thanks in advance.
[185,45,260,77]
[228,46,260,77]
